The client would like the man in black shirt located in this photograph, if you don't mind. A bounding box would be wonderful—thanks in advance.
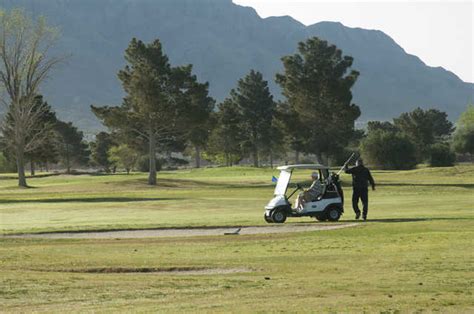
[345,159,375,220]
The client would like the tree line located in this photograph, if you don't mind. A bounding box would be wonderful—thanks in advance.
[88,36,364,185]
[1,9,473,187]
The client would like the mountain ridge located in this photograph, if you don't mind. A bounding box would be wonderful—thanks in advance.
[0,0,472,131]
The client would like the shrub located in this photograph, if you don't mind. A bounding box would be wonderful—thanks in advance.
[429,143,455,167]
[0,152,16,173]
[137,156,162,172]
[360,130,417,170]
[108,145,138,174]
[452,105,474,158]
[453,126,474,155]
[167,157,189,167]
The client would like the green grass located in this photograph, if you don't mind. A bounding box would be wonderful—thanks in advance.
[1,165,473,312]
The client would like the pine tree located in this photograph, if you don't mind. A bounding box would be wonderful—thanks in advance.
[276,37,360,162]
[231,70,275,167]
[55,121,90,173]
[92,38,200,185]
[90,132,116,172]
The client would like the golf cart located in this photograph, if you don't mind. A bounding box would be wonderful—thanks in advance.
[264,164,344,223]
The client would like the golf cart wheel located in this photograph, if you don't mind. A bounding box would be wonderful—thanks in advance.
[315,215,327,222]
[326,206,341,222]
[264,213,274,223]
[271,210,287,223]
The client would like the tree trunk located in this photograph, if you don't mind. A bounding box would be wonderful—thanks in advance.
[253,148,259,167]
[16,147,27,187]
[316,153,323,164]
[148,133,157,185]
[45,162,49,173]
[65,144,71,174]
[126,168,130,175]
[270,151,274,169]
[195,145,201,168]
[30,160,35,176]
[295,150,300,164]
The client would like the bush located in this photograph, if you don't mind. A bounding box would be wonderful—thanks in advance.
[167,157,189,167]
[0,152,16,173]
[429,143,455,167]
[452,105,474,157]
[137,156,162,172]
[452,126,474,155]
[360,130,417,170]
[108,144,138,174]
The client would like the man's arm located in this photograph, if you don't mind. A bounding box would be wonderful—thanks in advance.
[344,165,355,174]
[367,169,375,190]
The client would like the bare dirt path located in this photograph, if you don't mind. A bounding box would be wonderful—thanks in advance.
[5,223,359,239]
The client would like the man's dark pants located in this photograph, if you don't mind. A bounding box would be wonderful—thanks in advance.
[352,187,369,217]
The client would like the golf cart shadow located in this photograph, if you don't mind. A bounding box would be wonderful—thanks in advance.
[291,217,465,224]
[289,218,430,224]
[350,218,429,223]
[344,217,469,223]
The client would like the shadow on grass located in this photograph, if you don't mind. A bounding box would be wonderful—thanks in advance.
[0,197,182,204]
[0,173,62,181]
[112,177,276,189]
[342,217,471,223]
[378,183,474,189]
[292,218,428,224]
[347,218,429,223]
[292,217,471,225]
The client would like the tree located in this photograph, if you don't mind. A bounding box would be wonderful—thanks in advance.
[360,129,417,170]
[108,144,138,174]
[367,121,398,133]
[453,105,474,157]
[262,115,285,168]
[456,104,474,127]
[92,38,197,185]
[394,108,454,161]
[276,37,361,162]
[231,70,275,167]
[429,143,455,167]
[0,151,16,173]
[205,100,244,166]
[275,101,305,163]
[453,128,474,157]
[24,96,59,175]
[0,9,63,187]
[90,132,116,172]
[185,81,215,168]
[55,121,89,173]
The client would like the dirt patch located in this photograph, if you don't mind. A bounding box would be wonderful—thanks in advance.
[5,223,359,239]
[33,266,252,275]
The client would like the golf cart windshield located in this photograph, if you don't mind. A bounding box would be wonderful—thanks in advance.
[274,170,291,196]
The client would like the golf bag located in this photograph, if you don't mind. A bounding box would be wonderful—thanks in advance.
[331,172,344,205]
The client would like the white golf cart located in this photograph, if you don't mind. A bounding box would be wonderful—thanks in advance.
[264,164,344,223]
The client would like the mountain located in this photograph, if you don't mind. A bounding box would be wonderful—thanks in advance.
[1,0,472,132]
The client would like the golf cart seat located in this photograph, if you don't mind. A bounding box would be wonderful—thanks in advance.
[321,182,340,199]
[310,179,328,202]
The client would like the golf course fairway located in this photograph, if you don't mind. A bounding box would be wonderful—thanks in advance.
[1,165,473,312]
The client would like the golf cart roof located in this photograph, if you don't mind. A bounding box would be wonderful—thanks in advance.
[277,164,330,171]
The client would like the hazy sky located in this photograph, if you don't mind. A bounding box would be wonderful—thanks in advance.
[233,0,473,83]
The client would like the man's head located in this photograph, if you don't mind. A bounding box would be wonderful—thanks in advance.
[311,172,319,180]
[356,158,364,166]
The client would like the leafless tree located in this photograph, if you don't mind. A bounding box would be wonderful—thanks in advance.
[0,9,63,187]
